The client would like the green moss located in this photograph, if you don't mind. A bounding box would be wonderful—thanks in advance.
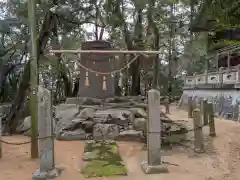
[82,160,127,177]
[82,141,127,177]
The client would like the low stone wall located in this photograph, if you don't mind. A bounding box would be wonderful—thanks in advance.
[179,89,240,120]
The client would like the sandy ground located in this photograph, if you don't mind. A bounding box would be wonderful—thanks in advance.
[1,106,240,180]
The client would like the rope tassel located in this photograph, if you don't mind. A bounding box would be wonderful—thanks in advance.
[85,71,89,87]
[103,76,107,90]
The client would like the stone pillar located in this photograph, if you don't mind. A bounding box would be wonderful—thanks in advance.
[208,103,216,137]
[32,86,62,180]
[238,105,240,122]
[165,96,170,114]
[237,64,240,83]
[219,67,224,86]
[141,89,168,174]
[183,74,187,86]
[188,96,193,118]
[193,73,197,86]
[193,109,204,153]
[201,99,208,125]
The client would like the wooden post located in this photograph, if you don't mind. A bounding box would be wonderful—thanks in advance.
[140,89,168,174]
[28,0,39,159]
[208,102,216,137]
[188,96,193,118]
[193,108,204,153]
[201,99,208,125]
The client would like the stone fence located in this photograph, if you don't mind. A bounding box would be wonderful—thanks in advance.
[184,65,240,87]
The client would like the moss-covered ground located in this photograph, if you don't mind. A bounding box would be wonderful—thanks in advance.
[81,140,127,177]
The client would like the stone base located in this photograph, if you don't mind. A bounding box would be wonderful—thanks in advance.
[32,166,63,180]
[194,148,205,153]
[140,161,169,174]
[210,132,216,137]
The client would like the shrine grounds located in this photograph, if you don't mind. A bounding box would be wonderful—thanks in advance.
[0,105,240,180]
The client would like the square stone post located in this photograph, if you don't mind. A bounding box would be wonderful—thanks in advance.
[200,99,208,125]
[193,108,204,153]
[238,105,240,122]
[219,67,224,86]
[141,89,168,174]
[237,64,240,84]
[32,86,62,180]
[193,73,197,86]
[183,74,187,86]
[188,96,193,118]
[165,96,170,114]
[208,102,216,137]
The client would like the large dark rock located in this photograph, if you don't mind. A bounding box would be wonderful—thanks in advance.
[129,108,147,118]
[92,109,134,124]
[81,97,102,105]
[93,123,120,140]
[75,107,96,120]
[56,129,91,140]
[116,130,143,141]
[133,118,146,131]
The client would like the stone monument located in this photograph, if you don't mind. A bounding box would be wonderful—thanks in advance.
[32,86,62,180]
[140,89,168,174]
[78,40,115,98]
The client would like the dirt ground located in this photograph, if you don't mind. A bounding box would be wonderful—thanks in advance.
[1,106,240,180]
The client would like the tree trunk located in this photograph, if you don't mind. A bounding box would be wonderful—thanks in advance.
[131,57,141,95]
[72,78,79,97]
[147,0,160,89]
[52,35,73,97]
[114,0,142,96]
[3,61,30,133]
[62,71,72,97]
[167,3,174,97]
[3,10,59,133]
[130,8,143,96]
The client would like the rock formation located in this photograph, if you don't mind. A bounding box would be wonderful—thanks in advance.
[16,96,187,143]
